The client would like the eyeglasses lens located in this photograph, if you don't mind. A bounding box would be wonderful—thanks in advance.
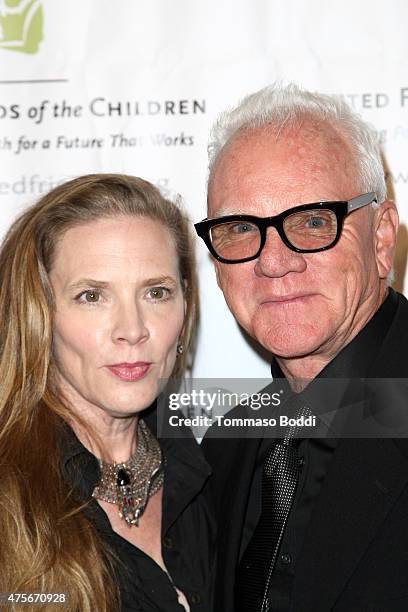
[283,209,338,250]
[210,221,261,261]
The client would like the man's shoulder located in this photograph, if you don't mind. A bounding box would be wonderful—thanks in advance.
[389,290,408,323]
[372,290,408,375]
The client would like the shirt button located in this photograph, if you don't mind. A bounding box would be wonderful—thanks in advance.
[191,593,202,604]
[280,552,292,565]
[163,536,173,549]
[298,456,305,468]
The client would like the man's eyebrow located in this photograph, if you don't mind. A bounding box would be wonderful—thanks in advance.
[211,207,251,218]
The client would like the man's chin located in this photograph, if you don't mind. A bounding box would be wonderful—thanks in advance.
[254,328,324,360]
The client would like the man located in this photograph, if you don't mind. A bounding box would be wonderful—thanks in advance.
[196,84,408,611]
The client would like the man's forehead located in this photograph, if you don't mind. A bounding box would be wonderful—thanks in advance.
[208,121,357,215]
[211,121,354,180]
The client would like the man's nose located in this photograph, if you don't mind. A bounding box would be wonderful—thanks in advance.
[112,302,150,345]
[254,227,307,278]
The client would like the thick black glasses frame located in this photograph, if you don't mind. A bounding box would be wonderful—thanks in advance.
[195,192,377,263]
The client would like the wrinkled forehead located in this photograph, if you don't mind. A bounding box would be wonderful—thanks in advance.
[208,121,359,216]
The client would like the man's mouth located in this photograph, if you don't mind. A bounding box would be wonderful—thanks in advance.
[260,293,315,305]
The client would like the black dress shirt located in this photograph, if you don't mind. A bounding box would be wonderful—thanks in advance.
[240,289,398,611]
[59,405,215,612]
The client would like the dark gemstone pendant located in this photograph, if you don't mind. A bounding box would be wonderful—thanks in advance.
[117,468,131,487]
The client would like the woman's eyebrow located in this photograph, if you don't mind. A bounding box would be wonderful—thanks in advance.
[68,278,110,291]
[66,276,179,291]
[143,275,178,286]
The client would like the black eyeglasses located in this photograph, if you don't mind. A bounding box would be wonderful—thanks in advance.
[194,192,377,264]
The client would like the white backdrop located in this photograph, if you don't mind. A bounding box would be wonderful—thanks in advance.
[0,0,407,379]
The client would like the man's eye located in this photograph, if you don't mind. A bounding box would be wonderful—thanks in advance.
[231,222,257,234]
[148,287,170,300]
[305,216,326,229]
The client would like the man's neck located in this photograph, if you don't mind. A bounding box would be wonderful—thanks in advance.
[275,354,331,391]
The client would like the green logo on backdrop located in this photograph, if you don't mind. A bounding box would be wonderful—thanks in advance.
[0,0,43,54]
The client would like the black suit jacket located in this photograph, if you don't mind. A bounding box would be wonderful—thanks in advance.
[203,292,408,612]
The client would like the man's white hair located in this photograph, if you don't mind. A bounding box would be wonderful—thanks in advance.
[208,83,386,204]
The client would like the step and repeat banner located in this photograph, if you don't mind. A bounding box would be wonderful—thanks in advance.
[0,0,407,379]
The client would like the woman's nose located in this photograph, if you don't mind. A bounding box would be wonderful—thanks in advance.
[111,302,150,345]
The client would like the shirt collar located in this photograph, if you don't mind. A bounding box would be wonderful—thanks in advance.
[59,421,101,501]
[59,399,211,527]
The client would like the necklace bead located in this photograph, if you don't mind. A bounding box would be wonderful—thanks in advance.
[117,468,131,487]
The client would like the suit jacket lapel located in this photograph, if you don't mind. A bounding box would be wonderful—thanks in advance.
[292,437,408,611]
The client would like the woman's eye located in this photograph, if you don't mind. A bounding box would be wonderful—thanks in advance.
[148,287,170,300]
[77,290,101,303]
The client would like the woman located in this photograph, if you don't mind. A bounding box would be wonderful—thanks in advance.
[0,174,214,611]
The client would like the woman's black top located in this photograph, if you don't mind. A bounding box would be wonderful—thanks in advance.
[59,407,215,612]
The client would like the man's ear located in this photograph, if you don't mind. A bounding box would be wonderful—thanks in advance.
[214,261,223,289]
[374,200,399,279]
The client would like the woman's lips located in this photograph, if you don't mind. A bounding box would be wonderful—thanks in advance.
[106,362,152,381]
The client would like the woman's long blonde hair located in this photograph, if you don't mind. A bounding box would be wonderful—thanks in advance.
[0,174,198,611]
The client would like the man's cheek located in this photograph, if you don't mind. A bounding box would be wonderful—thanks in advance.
[217,272,238,302]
